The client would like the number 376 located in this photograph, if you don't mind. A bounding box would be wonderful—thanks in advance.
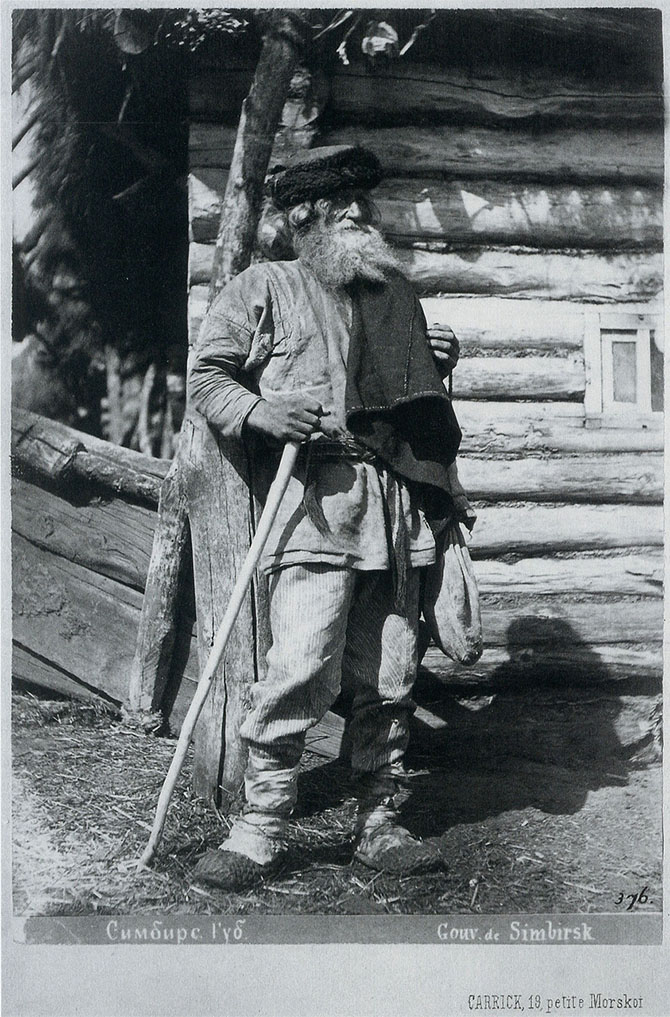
[615,887,650,910]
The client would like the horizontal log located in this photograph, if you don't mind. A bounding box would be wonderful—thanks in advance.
[11,476,158,591]
[317,125,664,184]
[190,170,662,248]
[457,453,663,504]
[453,356,584,401]
[399,248,664,301]
[457,401,664,454]
[190,65,663,126]
[470,504,663,557]
[11,408,169,503]
[422,643,663,682]
[422,296,585,351]
[477,597,663,646]
[327,63,664,126]
[12,534,199,716]
[474,553,663,599]
[189,244,663,302]
[378,178,661,249]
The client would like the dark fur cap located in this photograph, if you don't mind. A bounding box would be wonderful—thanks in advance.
[267,145,383,211]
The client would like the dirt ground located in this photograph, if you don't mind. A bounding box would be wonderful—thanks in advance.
[11,689,662,917]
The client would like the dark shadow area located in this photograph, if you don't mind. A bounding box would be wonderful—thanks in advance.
[296,617,662,840]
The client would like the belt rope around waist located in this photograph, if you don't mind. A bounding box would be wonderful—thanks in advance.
[299,437,377,464]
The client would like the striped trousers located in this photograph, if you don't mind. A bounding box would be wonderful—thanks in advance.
[238,563,420,818]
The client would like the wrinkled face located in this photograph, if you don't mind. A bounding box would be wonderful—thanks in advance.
[321,190,381,232]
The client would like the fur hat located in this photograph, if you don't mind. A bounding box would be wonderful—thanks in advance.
[267,145,383,211]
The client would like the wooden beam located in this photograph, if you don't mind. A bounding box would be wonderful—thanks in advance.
[457,452,663,504]
[190,170,662,248]
[125,463,191,732]
[470,503,663,557]
[399,248,664,301]
[453,356,584,401]
[457,401,664,454]
[11,476,157,591]
[424,297,583,351]
[180,411,258,798]
[317,125,664,184]
[12,531,200,722]
[477,597,663,646]
[327,63,663,126]
[12,643,116,705]
[13,533,147,704]
[11,408,168,503]
[474,553,663,599]
[421,643,662,681]
[378,179,661,249]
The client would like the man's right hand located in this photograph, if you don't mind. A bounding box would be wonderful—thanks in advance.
[245,393,324,442]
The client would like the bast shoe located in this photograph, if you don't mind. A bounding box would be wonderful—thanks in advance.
[192,847,286,892]
[192,814,288,892]
[353,820,444,875]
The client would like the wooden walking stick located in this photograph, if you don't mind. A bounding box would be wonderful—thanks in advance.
[140,440,300,866]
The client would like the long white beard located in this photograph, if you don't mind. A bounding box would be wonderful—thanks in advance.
[293,217,400,288]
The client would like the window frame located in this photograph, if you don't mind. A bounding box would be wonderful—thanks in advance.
[583,308,664,428]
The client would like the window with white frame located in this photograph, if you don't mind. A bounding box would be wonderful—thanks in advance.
[584,310,664,425]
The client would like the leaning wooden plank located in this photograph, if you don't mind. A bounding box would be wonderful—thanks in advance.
[457,401,664,454]
[398,248,664,301]
[11,408,168,504]
[11,476,157,591]
[421,643,663,682]
[180,411,259,798]
[126,462,191,732]
[327,63,663,125]
[190,171,662,248]
[454,356,584,401]
[457,452,663,504]
[478,597,663,646]
[12,643,114,704]
[474,553,663,598]
[12,534,145,703]
[469,504,663,557]
[12,532,201,715]
[316,125,664,184]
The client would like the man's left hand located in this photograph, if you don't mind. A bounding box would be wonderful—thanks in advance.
[428,325,460,377]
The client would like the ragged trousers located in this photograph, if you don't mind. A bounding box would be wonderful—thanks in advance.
[238,563,421,821]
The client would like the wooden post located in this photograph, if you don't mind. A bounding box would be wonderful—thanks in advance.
[208,10,311,301]
[123,460,190,732]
